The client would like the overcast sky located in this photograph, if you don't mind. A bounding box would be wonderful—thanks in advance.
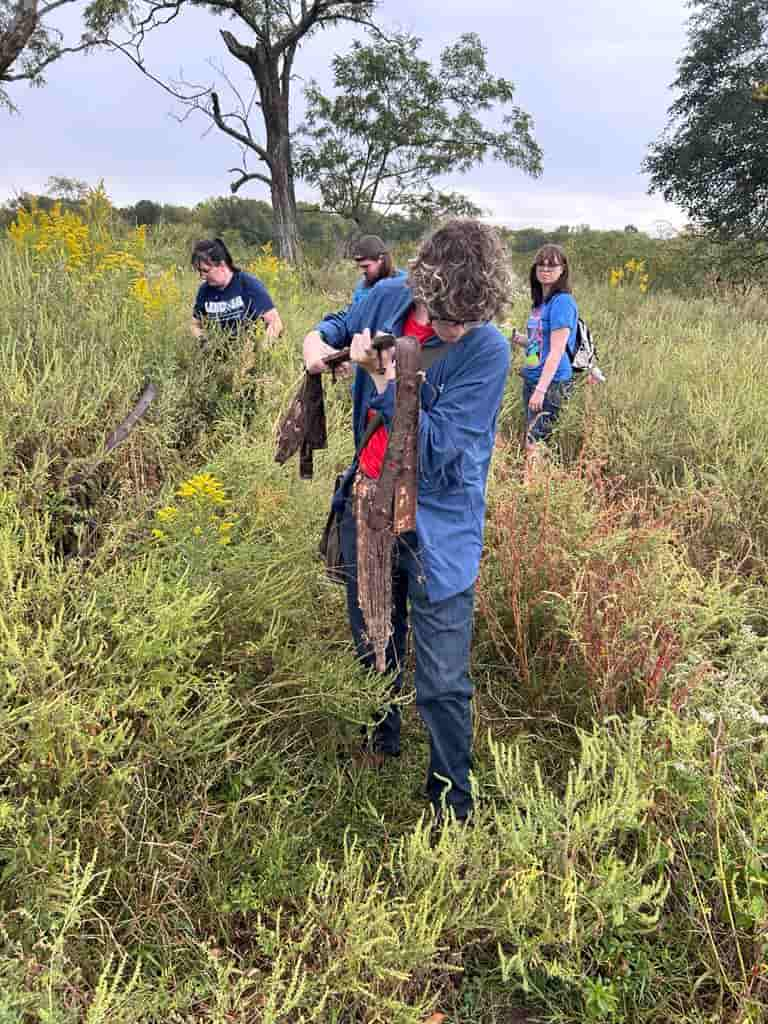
[3,0,691,232]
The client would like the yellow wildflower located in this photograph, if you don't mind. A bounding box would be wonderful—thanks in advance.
[246,241,299,295]
[176,472,228,504]
[131,268,181,321]
[609,259,650,294]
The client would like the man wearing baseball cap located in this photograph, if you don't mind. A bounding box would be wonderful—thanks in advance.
[349,234,405,305]
[314,236,406,357]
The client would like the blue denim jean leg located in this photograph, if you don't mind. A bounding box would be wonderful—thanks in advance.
[341,497,475,817]
[523,378,572,444]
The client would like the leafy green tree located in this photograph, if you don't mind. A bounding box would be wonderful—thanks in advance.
[102,0,378,262]
[45,175,90,201]
[159,203,195,225]
[0,0,109,112]
[505,227,571,253]
[0,186,85,224]
[644,0,768,238]
[296,31,541,228]
[117,200,196,226]
[131,199,163,226]
[195,195,274,248]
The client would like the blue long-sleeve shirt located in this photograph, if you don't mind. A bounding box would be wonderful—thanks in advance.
[316,277,510,602]
[350,269,407,306]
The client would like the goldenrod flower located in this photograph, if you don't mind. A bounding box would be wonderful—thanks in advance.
[609,259,651,294]
[176,472,228,504]
[246,241,299,296]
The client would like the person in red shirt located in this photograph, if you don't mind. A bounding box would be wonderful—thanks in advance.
[303,220,511,825]
[357,306,433,478]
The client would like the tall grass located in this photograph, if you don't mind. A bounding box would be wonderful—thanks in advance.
[2,218,768,1022]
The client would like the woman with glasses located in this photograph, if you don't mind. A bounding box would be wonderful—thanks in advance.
[190,238,283,343]
[302,219,511,827]
[512,243,577,473]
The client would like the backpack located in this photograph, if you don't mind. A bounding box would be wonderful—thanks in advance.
[568,317,598,374]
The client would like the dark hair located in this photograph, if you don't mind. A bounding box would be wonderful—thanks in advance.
[360,251,397,287]
[356,250,397,290]
[408,219,511,322]
[191,238,240,273]
[529,243,571,307]
[380,251,398,280]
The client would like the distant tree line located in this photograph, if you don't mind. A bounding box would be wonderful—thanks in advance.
[0,188,442,252]
[0,185,656,268]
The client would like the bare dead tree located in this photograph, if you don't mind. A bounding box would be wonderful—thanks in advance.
[103,0,379,262]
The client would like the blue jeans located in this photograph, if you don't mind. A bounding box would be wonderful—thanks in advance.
[340,497,475,819]
[523,378,572,444]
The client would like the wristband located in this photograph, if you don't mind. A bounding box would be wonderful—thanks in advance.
[534,385,546,394]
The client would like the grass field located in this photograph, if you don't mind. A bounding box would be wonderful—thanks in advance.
[2,204,768,1023]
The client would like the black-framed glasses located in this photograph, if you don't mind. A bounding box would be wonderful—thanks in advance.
[428,309,485,327]
[430,314,465,326]
[535,261,563,269]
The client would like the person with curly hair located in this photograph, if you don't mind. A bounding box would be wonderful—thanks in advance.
[303,219,511,825]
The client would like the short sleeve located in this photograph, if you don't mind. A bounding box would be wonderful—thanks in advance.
[548,293,577,331]
[242,274,275,318]
[193,284,207,319]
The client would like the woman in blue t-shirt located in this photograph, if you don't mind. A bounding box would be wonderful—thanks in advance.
[190,238,283,343]
[512,243,577,471]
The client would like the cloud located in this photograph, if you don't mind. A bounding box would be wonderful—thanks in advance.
[1,0,692,232]
[463,185,686,234]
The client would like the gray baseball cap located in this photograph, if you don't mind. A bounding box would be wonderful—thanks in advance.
[351,235,389,260]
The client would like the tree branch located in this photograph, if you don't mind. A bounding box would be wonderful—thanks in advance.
[211,90,271,165]
[228,168,273,191]
[276,0,375,57]
[219,27,259,70]
[38,0,78,16]
[100,36,210,103]
[3,37,97,80]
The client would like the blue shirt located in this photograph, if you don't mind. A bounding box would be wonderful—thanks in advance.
[316,277,510,602]
[193,270,274,332]
[522,292,577,384]
[350,269,407,306]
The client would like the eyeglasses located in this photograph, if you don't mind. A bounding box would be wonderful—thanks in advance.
[536,261,563,269]
[428,308,485,326]
[430,315,464,326]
